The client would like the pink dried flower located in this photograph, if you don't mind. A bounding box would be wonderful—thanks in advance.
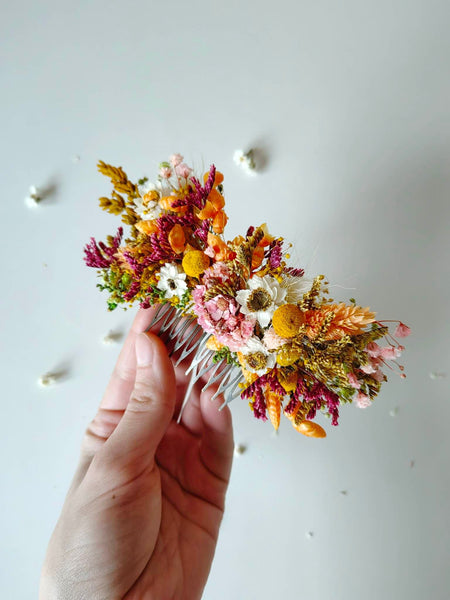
[175,163,192,178]
[263,327,289,350]
[159,166,172,179]
[355,392,371,408]
[193,287,255,352]
[360,362,377,375]
[395,322,411,338]
[372,368,386,382]
[205,295,235,322]
[169,153,183,167]
[366,342,383,358]
[347,372,361,389]
[202,262,231,286]
[381,346,402,360]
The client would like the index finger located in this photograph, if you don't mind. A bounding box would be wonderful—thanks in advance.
[100,306,160,411]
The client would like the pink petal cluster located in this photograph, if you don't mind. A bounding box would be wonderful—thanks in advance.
[263,327,289,350]
[193,286,255,352]
[360,341,404,383]
[355,392,371,408]
[169,153,183,167]
[366,341,403,361]
[175,163,192,178]
[202,261,231,286]
[347,372,361,389]
[394,322,411,338]
[381,346,403,360]
[159,166,172,179]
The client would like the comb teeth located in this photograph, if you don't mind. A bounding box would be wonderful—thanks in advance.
[146,306,243,417]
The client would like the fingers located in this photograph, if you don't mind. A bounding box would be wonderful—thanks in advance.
[198,389,234,482]
[73,308,161,486]
[98,332,176,470]
[100,306,161,411]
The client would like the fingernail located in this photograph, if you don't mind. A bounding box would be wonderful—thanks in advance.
[135,333,154,366]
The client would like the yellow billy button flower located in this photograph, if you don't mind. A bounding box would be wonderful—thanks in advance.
[272,304,305,338]
[293,420,327,438]
[277,370,298,392]
[182,250,210,278]
[276,345,302,367]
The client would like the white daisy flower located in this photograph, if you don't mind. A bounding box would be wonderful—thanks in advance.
[157,263,187,299]
[236,275,287,328]
[240,336,276,375]
[137,180,161,197]
[134,196,162,221]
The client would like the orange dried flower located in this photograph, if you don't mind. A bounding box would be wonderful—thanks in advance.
[208,188,225,210]
[251,246,265,270]
[160,195,187,214]
[135,220,159,236]
[198,188,228,234]
[212,210,228,234]
[206,233,234,261]
[292,420,327,438]
[203,170,224,187]
[266,390,281,430]
[258,223,274,247]
[305,303,376,340]
[168,224,186,254]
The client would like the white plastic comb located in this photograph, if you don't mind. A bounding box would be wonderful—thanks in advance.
[146,304,244,418]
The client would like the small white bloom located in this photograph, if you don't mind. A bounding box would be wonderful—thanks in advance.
[157,263,187,299]
[38,372,58,387]
[233,149,256,174]
[240,336,276,375]
[25,185,42,208]
[137,180,158,196]
[134,183,162,221]
[236,275,286,328]
[234,443,247,456]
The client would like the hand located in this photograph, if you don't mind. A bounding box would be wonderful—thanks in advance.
[39,307,234,600]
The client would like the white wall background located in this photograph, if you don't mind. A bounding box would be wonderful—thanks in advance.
[1,0,449,598]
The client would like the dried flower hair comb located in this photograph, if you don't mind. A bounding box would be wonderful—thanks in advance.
[84,154,410,438]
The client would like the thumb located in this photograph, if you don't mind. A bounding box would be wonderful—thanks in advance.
[103,332,176,467]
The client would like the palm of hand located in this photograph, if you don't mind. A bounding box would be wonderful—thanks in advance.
[123,367,232,599]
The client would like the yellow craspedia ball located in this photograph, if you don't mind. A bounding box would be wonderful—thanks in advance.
[293,420,327,438]
[182,250,210,278]
[276,346,302,367]
[278,370,298,392]
[272,304,305,338]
